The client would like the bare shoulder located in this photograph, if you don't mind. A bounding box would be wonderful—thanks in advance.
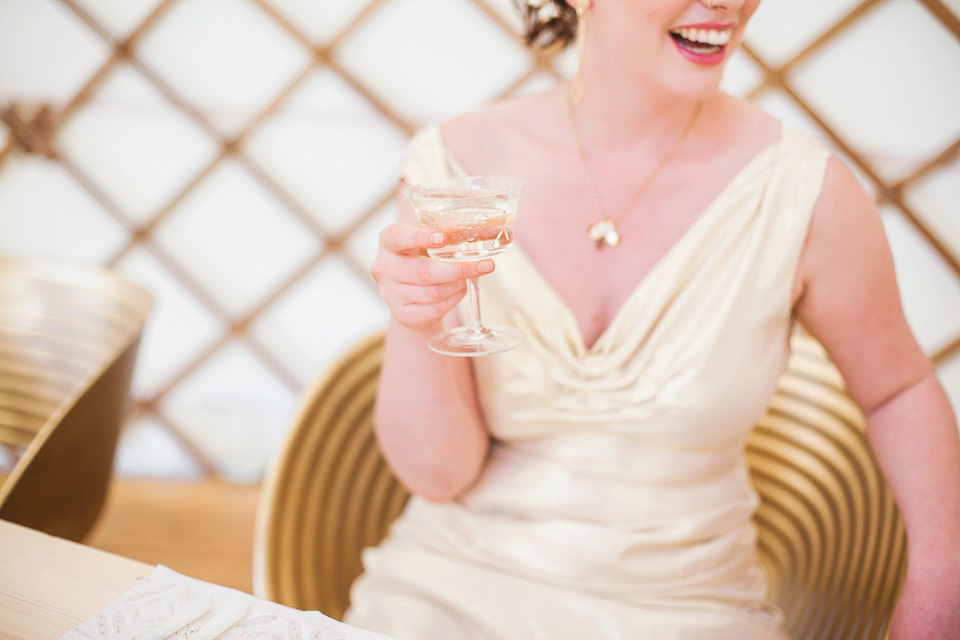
[713,93,780,145]
[438,89,566,174]
[794,155,882,326]
[794,154,933,412]
[801,156,878,276]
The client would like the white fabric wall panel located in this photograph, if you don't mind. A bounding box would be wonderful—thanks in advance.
[0,0,957,481]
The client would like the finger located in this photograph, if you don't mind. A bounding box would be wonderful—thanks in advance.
[378,252,494,286]
[394,289,467,327]
[377,272,465,311]
[390,280,466,306]
[406,256,495,285]
[380,223,446,254]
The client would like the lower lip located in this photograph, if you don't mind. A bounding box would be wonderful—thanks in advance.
[671,37,728,66]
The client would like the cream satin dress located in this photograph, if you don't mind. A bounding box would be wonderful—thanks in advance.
[345,123,830,640]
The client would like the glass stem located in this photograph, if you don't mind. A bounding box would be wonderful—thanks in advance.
[465,277,488,337]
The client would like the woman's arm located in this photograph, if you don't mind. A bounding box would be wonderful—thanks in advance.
[370,185,491,502]
[794,158,960,638]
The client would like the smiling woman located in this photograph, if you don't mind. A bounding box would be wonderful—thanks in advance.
[668,25,735,65]
[348,0,960,638]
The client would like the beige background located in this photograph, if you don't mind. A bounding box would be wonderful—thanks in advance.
[0,0,958,483]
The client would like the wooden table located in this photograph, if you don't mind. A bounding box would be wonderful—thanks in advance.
[0,519,153,639]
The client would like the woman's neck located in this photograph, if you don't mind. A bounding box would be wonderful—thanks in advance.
[562,81,713,154]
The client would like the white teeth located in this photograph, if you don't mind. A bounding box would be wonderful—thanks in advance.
[670,27,732,46]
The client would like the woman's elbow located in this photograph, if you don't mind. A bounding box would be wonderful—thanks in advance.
[373,416,488,503]
[384,451,485,503]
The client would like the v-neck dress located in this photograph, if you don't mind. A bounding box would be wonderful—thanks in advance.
[345,123,830,640]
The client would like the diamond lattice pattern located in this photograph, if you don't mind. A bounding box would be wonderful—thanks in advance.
[0,0,958,482]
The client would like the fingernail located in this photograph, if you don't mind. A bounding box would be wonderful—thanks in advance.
[430,232,444,245]
[477,260,493,274]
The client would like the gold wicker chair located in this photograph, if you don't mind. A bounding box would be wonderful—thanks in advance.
[0,256,152,541]
[255,330,906,640]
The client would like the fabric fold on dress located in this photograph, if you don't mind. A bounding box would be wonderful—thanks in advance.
[346,122,830,640]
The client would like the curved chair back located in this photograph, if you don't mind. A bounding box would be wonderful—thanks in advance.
[255,331,403,618]
[747,334,906,639]
[0,256,152,541]
[255,330,906,639]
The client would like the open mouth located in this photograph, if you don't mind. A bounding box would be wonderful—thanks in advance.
[668,27,733,57]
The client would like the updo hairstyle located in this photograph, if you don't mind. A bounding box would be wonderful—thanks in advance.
[512,0,578,49]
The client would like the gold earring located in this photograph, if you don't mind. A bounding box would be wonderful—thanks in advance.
[571,0,591,105]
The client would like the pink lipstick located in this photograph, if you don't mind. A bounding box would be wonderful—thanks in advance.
[668,23,737,66]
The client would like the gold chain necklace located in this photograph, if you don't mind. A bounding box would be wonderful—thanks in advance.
[567,98,702,249]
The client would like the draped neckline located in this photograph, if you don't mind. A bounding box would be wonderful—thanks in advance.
[433,123,786,354]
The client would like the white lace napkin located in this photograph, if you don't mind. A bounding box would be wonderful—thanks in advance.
[60,565,396,640]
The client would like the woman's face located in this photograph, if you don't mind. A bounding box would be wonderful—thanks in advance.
[583,0,763,99]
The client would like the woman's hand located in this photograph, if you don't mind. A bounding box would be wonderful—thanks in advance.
[370,216,492,502]
[371,221,493,330]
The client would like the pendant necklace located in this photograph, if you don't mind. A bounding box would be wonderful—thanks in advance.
[566,97,702,249]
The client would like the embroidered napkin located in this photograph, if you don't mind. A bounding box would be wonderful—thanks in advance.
[59,565,396,640]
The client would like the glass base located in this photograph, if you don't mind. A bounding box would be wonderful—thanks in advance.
[428,324,526,357]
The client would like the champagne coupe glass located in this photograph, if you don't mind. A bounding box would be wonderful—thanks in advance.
[405,175,526,357]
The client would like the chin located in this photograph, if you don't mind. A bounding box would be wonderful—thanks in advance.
[664,75,725,102]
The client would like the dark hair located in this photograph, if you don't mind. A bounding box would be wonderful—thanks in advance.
[513,0,578,49]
